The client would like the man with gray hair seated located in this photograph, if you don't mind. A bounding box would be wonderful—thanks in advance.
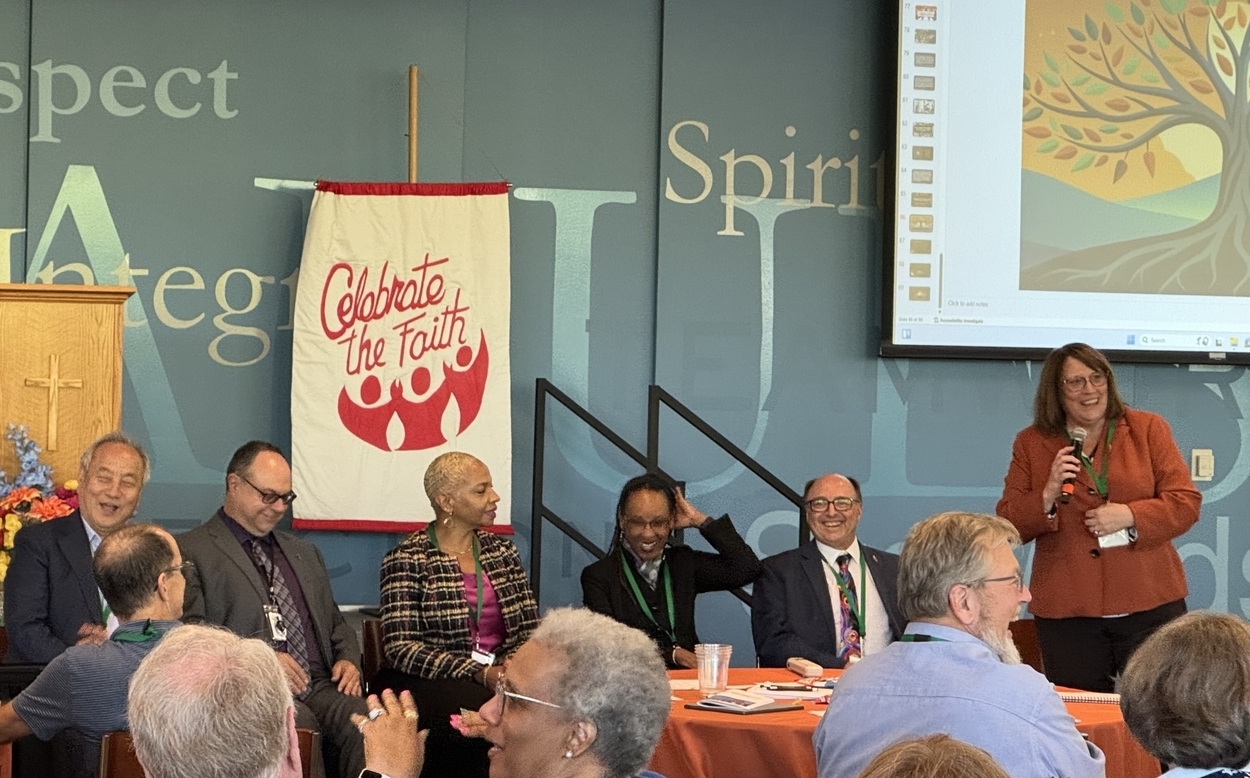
[477,607,670,778]
[813,511,1105,778]
[128,624,425,778]
[1118,611,1250,777]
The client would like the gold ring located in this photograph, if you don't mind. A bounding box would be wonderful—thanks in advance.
[403,711,418,720]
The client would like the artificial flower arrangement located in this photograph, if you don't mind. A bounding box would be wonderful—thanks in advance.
[0,424,78,582]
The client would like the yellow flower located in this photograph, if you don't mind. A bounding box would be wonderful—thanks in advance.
[4,513,19,533]
[62,479,78,491]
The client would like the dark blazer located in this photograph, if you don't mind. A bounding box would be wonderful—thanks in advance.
[4,511,103,663]
[178,512,361,672]
[752,540,905,669]
[581,515,762,667]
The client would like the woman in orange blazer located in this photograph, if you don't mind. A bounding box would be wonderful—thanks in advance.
[997,342,1201,692]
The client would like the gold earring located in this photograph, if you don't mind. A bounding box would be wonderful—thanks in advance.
[564,751,573,759]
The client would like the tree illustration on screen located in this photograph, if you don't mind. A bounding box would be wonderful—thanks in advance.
[1022,0,1250,296]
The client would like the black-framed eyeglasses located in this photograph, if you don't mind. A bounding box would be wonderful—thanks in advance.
[495,672,563,714]
[1060,372,1107,393]
[970,572,1024,592]
[156,560,195,590]
[239,475,297,506]
[805,497,860,513]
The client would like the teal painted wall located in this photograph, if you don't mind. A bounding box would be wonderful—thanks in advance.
[2,0,1244,664]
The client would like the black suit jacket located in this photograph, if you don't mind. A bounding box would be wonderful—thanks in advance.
[581,515,762,667]
[751,540,905,669]
[4,511,102,663]
[178,513,361,673]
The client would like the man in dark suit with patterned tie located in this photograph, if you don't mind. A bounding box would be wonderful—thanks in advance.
[4,431,149,663]
[751,473,906,668]
[178,441,366,778]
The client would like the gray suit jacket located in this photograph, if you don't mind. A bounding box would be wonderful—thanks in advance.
[177,512,360,673]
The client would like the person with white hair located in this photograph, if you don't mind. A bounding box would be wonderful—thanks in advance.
[128,624,425,778]
[813,511,1105,778]
[478,607,670,778]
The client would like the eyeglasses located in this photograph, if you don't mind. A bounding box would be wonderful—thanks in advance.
[623,517,672,533]
[238,475,297,506]
[805,497,860,513]
[156,560,195,590]
[495,672,563,714]
[1060,372,1107,393]
[971,572,1025,592]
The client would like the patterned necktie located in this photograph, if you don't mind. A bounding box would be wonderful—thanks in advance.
[249,538,311,677]
[835,553,862,662]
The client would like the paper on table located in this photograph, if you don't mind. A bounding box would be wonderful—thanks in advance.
[670,679,701,690]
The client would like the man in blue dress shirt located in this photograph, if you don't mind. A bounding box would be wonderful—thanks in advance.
[813,511,1105,778]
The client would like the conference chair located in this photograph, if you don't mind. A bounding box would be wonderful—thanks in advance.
[97,731,142,778]
[99,729,321,778]
[362,618,386,694]
[1008,619,1045,675]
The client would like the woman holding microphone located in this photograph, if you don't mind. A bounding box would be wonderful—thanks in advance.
[997,343,1201,692]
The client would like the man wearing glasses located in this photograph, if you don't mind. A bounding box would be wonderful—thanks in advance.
[813,512,1105,778]
[0,523,186,778]
[752,473,905,668]
[179,440,367,778]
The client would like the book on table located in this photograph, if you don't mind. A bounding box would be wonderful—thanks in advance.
[687,689,804,714]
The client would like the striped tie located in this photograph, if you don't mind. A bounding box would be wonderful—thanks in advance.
[249,538,311,678]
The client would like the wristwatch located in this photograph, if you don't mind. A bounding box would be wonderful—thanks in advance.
[360,771,393,778]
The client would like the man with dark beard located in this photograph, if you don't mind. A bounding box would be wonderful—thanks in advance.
[813,512,1105,778]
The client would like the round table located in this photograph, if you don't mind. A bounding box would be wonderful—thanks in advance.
[650,668,1159,778]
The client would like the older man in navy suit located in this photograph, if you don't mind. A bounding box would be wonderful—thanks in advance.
[4,432,149,663]
[752,473,906,668]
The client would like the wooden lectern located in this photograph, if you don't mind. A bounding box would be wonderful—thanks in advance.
[0,284,134,484]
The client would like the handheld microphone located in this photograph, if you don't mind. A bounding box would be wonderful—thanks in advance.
[1059,427,1087,504]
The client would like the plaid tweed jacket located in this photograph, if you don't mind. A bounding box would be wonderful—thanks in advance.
[380,529,538,680]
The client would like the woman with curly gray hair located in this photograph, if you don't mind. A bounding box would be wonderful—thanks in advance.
[477,607,670,778]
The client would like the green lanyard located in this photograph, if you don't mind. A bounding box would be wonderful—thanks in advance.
[619,548,677,644]
[428,525,484,638]
[111,619,165,643]
[1074,420,1115,499]
[821,552,867,637]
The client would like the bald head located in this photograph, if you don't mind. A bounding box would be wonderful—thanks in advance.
[93,524,180,622]
[803,473,863,550]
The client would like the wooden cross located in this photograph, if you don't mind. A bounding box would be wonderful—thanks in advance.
[24,354,83,451]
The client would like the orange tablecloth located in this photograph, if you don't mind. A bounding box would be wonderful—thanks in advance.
[650,669,1159,778]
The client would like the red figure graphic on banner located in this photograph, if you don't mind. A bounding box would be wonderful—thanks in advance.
[337,331,489,451]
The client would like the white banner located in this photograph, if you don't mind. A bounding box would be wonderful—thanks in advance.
[290,181,512,532]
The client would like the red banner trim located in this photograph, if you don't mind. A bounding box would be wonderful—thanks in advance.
[315,181,510,196]
[291,518,515,535]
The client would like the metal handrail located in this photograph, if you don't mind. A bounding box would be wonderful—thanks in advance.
[529,378,801,605]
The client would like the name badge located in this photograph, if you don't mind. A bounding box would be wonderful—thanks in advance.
[264,604,288,643]
[471,648,496,666]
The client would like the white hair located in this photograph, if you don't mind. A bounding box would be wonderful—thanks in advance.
[531,608,671,778]
[128,625,292,778]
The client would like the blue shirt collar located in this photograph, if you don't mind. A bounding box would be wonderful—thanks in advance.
[903,621,988,645]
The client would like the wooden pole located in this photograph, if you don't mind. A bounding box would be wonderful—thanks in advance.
[408,66,419,182]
